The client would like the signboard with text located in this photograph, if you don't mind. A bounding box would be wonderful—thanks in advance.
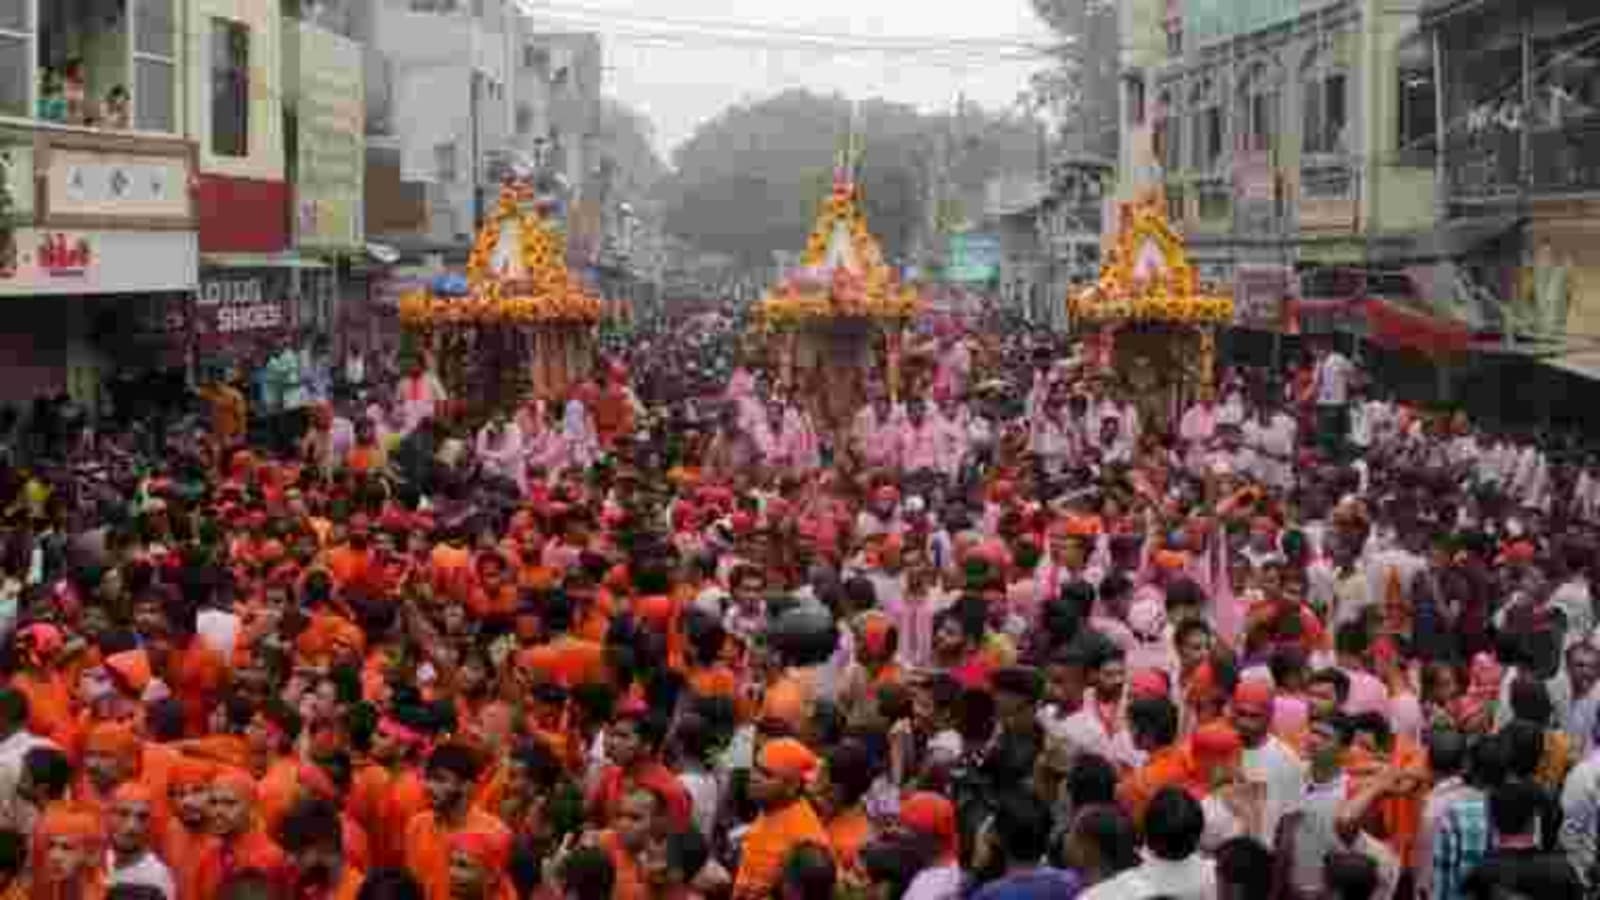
[294,24,365,249]
[0,228,196,295]
[195,270,291,348]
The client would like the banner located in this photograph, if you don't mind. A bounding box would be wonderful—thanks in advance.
[294,25,365,250]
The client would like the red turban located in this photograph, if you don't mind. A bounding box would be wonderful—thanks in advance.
[900,792,959,861]
[1232,680,1275,716]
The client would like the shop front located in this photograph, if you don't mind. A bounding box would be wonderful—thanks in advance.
[0,126,198,412]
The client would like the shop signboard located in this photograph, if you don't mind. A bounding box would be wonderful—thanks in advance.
[1234,263,1294,331]
[45,149,192,223]
[195,270,292,347]
[946,233,1001,284]
[294,24,365,250]
[0,228,197,295]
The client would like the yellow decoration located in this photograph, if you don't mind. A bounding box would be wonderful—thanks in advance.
[753,176,922,328]
[1068,192,1233,326]
[398,186,605,329]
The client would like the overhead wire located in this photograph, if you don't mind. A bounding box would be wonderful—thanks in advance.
[517,0,1062,54]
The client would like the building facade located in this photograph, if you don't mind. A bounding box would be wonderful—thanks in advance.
[1425,0,1600,382]
[0,0,200,407]
[1117,0,1439,332]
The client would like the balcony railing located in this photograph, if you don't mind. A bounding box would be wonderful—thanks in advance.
[1446,117,1600,200]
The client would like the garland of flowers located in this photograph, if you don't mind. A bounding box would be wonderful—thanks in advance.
[1068,193,1234,326]
[753,177,922,329]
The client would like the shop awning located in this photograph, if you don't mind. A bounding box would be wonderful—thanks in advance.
[201,253,331,270]
[1362,298,1472,355]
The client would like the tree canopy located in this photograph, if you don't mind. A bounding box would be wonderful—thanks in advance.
[655,89,1042,269]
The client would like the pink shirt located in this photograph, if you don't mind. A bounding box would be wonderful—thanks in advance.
[1341,667,1391,717]
[1272,695,1311,738]
[901,420,942,472]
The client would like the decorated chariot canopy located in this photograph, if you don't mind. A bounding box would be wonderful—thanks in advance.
[752,161,922,329]
[1069,191,1233,327]
[398,182,604,329]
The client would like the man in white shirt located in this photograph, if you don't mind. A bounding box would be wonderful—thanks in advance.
[1231,681,1307,843]
[1059,639,1143,770]
[1081,787,1215,900]
[107,782,176,898]
[1311,340,1355,459]
[0,689,54,833]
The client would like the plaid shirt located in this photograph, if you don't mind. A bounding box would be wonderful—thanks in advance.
[1431,794,1491,900]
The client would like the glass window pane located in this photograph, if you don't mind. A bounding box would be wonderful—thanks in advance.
[136,0,176,59]
[135,57,174,132]
[0,0,27,33]
[211,19,249,157]
[0,34,27,118]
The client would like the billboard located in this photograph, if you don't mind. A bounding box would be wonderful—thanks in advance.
[294,24,365,249]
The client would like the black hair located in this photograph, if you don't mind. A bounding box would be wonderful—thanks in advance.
[1489,779,1546,837]
[825,739,875,808]
[1216,837,1274,900]
[860,839,921,898]
[561,847,617,900]
[424,742,482,782]
[617,711,670,753]
[0,689,28,732]
[22,746,72,799]
[1065,754,1119,808]
[1427,729,1469,778]
[1309,667,1352,703]
[991,789,1054,864]
[1070,805,1139,874]
[1144,787,1205,861]
[1334,622,1369,658]
[277,798,343,853]
[1467,731,1511,790]
[356,868,426,900]
[1349,711,1391,752]
[1164,578,1207,612]
[779,842,837,900]
[0,829,23,877]
[1172,618,1212,651]
[1501,719,1545,780]
[1322,851,1379,900]
[1128,697,1180,749]
[664,829,710,881]
[1508,676,1554,727]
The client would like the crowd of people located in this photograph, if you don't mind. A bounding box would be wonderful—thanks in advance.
[0,315,1596,900]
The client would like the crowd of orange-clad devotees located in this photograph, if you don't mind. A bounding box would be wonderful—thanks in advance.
[0,318,1598,900]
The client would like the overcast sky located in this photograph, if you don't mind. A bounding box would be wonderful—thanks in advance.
[518,0,1055,160]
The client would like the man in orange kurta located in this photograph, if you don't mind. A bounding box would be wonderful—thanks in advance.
[350,714,433,870]
[1116,696,1193,827]
[33,806,108,900]
[585,711,693,834]
[401,744,510,900]
[192,769,289,900]
[732,739,833,900]
[162,756,218,900]
[279,797,365,900]
[152,601,228,738]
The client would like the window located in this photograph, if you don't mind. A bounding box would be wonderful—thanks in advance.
[1397,34,1437,160]
[210,19,250,157]
[524,45,549,72]
[1127,75,1146,127]
[1303,66,1348,155]
[434,141,457,183]
[0,0,30,118]
[516,103,533,135]
[133,0,176,132]
[1238,65,1278,153]
[1187,80,1223,171]
[1157,90,1182,173]
[409,0,458,11]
